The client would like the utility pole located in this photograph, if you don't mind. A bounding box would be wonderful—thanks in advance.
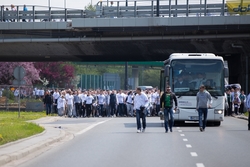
[125,62,128,90]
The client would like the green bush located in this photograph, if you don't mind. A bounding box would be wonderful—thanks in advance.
[2,89,14,100]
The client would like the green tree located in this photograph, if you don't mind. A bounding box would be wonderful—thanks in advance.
[141,68,161,88]
[84,3,96,11]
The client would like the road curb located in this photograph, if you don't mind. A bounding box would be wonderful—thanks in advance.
[233,115,248,120]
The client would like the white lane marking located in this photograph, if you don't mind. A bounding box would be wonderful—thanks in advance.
[176,127,180,129]
[186,144,192,148]
[75,119,111,135]
[196,163,205,167]
[180,134,185,136]
[183,138,188,141]
[178,130,182,132]
[191,152,198,157]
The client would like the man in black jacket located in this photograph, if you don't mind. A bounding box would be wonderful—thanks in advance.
[44,91,53,115]
[109,90,117,117]
[160,86,178,133]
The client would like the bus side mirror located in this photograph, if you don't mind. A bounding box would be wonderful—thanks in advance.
[224,67,229,78]
[164,65,170,77]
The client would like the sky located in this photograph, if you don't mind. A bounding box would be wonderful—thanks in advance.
[1,0,100,9]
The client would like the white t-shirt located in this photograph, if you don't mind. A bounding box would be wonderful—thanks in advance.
[117,93,125,104]
[134,92,148,110]
[14,89,19,96]
[85,95,94,104]
[57,97,66,109]
[39,90,44,96]
[66,95,74,105]
[97,94,105,105]
[80,94,87,104]
[53,92,60,100]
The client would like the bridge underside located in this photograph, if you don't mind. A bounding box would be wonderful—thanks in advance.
[0,27,250,90]
[0,38,249,61]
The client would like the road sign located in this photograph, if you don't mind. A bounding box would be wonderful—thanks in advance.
[13,66,26,80]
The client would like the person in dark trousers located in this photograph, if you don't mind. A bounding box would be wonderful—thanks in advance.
[196,85,212,132]
[246,93,250,130]
[160,86,178,133]
[44,91,53,115]
[134,87,148,133]
[109,90,117,117]
[225,89,232,116]
[239,90,246,114]
[73,90,81,118]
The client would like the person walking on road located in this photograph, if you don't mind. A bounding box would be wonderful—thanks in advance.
[196,85,212,132]
[134,87,148,133]
[246,92,250,130]
[160,86,178,133]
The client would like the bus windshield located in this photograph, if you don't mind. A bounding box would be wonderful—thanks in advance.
[171,59,224,96]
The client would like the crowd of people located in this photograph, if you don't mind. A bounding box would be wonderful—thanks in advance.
[225,86,247,116]
[42,88,161,119]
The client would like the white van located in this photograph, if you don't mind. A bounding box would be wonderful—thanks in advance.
[137,86,153,91]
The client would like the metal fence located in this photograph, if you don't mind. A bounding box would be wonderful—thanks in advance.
[0,0,249,22]
[0,85,44,111]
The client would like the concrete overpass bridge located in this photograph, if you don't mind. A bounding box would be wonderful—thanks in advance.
[0,0,250,90]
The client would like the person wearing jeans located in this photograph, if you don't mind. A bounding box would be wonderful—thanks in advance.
[134,87,148,133]
[196,85,212,132]
[160,86,178,133]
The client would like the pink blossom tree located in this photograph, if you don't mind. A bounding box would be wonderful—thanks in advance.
[0,62,40,85]
[34,62,76,88]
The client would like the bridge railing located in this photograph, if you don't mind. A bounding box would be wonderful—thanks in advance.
[0,5,97,22]
[0,1,249,22]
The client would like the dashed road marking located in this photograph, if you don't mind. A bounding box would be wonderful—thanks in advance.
[180,134,185,136]
[196,163,205,167]
[191,152,198,157]
[178,130,183,132]
[176,127,180,129]
[183,138,188,141]
[186,144,192,148]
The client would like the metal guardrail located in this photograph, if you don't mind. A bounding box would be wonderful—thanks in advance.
[0,1,248,22]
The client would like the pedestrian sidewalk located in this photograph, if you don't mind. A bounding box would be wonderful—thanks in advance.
[0,117,68,166]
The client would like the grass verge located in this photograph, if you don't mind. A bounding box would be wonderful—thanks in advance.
[0,111,46,146]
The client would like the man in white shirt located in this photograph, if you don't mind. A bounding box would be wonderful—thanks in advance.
[39,89,45,99]
[53,89,60,114]
[134,87,148,133]
[66,91,74,117]
[14,88,19,102]
[126,90,134,117]
[80,90,87,117]
[117,90,125,117]
[97,90,106,117]
[35,88,40,99]
[85,91,94,117]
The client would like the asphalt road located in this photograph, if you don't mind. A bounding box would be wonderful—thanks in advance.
[15,116,250,167]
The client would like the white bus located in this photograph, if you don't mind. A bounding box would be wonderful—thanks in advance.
[160,53,229,126]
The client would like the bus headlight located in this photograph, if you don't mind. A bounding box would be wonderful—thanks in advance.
[215,110,223,114]
[174,108,180,114]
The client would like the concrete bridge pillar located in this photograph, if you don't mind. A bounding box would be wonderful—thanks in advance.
[132,66,139,90]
